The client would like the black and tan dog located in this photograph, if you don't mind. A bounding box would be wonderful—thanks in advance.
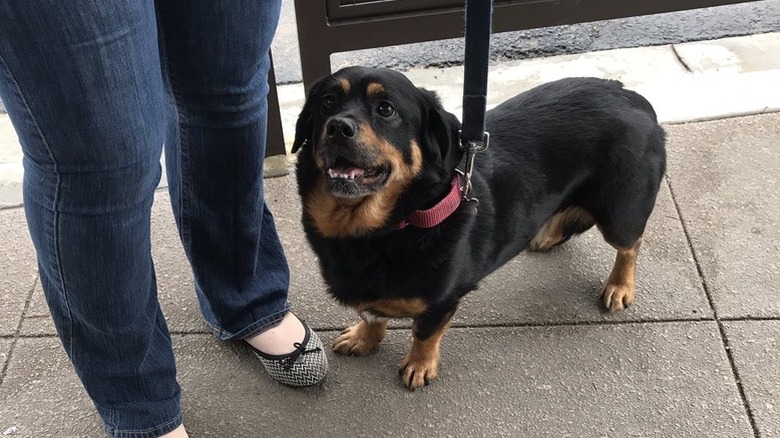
[292,66,666,390]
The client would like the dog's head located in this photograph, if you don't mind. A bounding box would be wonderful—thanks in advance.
[293,67,462,238]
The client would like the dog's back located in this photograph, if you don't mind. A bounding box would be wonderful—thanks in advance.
[466,77,666,275]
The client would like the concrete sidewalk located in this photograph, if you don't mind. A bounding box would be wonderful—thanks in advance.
[1,35,780,437]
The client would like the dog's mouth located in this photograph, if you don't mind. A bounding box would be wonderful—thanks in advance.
[324,157,391,199]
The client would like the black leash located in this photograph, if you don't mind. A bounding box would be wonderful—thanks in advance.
[459,0,493,212]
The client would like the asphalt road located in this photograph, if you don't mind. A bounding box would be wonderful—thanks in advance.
[272,0,780,84]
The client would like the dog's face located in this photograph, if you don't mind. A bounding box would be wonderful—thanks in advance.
[293,67,462,237]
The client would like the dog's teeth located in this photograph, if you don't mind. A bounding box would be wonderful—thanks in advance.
[327,168,365,180]
[328,169,347,179]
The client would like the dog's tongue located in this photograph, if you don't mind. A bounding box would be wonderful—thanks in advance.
[328,167,365,179]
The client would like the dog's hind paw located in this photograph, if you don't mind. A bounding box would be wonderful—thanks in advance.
[333,319,386,356]
[601,283,635,313]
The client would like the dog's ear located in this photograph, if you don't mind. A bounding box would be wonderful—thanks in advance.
[419,88,463,172]
[291,79,326,154]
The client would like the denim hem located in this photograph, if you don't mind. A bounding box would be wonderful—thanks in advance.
[105,412,182,438]
[207,303,292,341]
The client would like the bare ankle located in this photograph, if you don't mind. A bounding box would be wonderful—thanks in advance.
[160,424,188,438]
[245,312,306,355]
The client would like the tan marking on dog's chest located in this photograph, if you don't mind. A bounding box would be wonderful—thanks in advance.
[355,298,429,319]
[305,178,397,237]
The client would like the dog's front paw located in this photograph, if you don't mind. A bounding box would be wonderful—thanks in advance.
[333,319,386,356]
[602,283,635,313]
[399,353,439,390]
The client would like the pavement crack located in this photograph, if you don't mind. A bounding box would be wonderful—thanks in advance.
[670,44,693,73]
[0,274,38,387]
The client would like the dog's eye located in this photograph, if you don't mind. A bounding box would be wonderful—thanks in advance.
[376,102,396,118]
[322,95,336,111]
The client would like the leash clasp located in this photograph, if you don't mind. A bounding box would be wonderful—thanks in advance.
[458,131,489,214]
[461,131,490,154]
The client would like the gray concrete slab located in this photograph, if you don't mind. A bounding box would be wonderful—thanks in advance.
[0,338,102,437]
[665,112,780,318]
[724,320,780,438]
[674,32,780,74]
[265,173,711,331]
[5,323,745,437]
[0,207,36,336]
[175,322,749,437]
[18,281,52,337]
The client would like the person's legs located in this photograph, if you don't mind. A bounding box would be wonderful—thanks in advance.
[157,0,293,340]
[0,2,181,436]
[158,1,327,386]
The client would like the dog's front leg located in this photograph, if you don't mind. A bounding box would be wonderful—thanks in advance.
[333,317,388,356]
[399,305,456,390]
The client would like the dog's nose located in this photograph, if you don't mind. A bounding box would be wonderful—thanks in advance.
[326,117,357,139]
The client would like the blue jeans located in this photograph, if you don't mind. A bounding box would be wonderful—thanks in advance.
[0,1,287,436]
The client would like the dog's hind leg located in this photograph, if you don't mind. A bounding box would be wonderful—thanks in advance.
[529,206,595,252]
[592,173,659,313]
[601,237,642,313]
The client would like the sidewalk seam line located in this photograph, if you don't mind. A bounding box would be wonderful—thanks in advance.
[168,317,720,336]
[0,317,719,340]
[0,204,24,212]
[5,315,778,341]
[0,274,39,387]
[662,109,780,126]
[664,175,761,438]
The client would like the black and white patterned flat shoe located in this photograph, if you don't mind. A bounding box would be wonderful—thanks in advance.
[247,320,328,387]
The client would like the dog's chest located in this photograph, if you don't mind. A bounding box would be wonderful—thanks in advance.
[359,310,388,324]
[349,297,430,321]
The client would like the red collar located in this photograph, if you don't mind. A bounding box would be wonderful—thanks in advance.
[398,175,462,229]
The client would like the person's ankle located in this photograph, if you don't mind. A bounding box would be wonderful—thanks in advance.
[245,312,305,356]
[160,424,188,438]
